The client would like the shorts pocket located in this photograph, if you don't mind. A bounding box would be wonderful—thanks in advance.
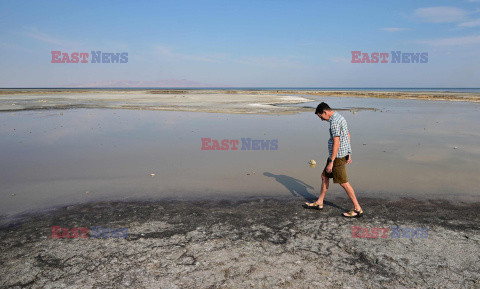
[333,157,346,167]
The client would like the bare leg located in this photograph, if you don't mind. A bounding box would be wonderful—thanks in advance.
[316,174,329,205]
[340,182,362,212]
[305,174,329,207]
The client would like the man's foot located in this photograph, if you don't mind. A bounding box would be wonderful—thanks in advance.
[342,208,363,218]
[303,201,323,210]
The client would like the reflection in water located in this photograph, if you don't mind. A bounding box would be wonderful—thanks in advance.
[1,97,479,217]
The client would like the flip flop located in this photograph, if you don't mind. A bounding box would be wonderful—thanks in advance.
[303,202,323,210]
[342,209,363,218]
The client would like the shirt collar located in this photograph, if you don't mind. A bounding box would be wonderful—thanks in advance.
[329,111,338,122]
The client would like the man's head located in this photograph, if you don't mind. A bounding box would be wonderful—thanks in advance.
[315,102,333,121]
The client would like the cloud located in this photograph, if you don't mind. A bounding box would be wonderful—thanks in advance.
[153,45,225,63]
[153,44,305,69]
[234,55,305,69]
[24,27,79,48]
[379,27,410,32]
[329,57,350,64]
[69,79,207,88]
[458,18,480,27]
[0,42,36,53]
[414,6,467,23]
[417,35,480,46]
[413,6,480,28]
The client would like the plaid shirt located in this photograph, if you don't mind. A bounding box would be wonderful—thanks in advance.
[328,111,351,158]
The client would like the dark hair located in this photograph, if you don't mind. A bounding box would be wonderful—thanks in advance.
[315,102,331,114]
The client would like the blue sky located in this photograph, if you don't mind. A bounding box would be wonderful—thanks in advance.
[0,0,479,87]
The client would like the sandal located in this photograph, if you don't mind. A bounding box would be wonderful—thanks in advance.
[342,209,363,218]
[303,202,323,210]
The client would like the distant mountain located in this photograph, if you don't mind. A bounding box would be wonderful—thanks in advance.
[70,79,208,88]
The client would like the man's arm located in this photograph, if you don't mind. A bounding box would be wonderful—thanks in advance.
[347,133,352,164]
[326,136,340,173]
[331,136,340,161]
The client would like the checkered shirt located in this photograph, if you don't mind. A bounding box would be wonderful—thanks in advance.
[328,111,351,158]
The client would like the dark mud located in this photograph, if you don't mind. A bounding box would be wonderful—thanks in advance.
[1,197,479,288]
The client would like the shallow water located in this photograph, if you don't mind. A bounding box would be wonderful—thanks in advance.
[1,97,479,216]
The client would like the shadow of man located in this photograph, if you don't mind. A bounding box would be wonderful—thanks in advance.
[263,172,346,211]
[263,172,316,200]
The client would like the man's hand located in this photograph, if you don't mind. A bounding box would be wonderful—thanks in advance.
[326,162,333,173]
[347,155,352,165]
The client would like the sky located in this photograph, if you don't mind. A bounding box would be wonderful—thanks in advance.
[0,0,479,88]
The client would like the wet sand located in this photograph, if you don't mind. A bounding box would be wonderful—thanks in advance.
[2,100,479,218]
[1,89,480,114]
[1,198,479,288]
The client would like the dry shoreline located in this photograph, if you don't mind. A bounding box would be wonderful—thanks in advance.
[1,89,479,114]
[270,89,480,102]
[1,197,479,288]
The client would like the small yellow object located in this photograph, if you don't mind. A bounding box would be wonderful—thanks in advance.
[309,160,316,165]
[150,173,155,177]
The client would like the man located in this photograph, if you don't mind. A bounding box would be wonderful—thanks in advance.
[305,102,363,218]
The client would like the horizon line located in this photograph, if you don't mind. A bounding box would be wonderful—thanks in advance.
[1,87,480,90]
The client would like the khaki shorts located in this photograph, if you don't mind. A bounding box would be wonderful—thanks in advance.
[321,156,348,184]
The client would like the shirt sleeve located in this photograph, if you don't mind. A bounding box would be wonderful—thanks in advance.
[330,121,341,137]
